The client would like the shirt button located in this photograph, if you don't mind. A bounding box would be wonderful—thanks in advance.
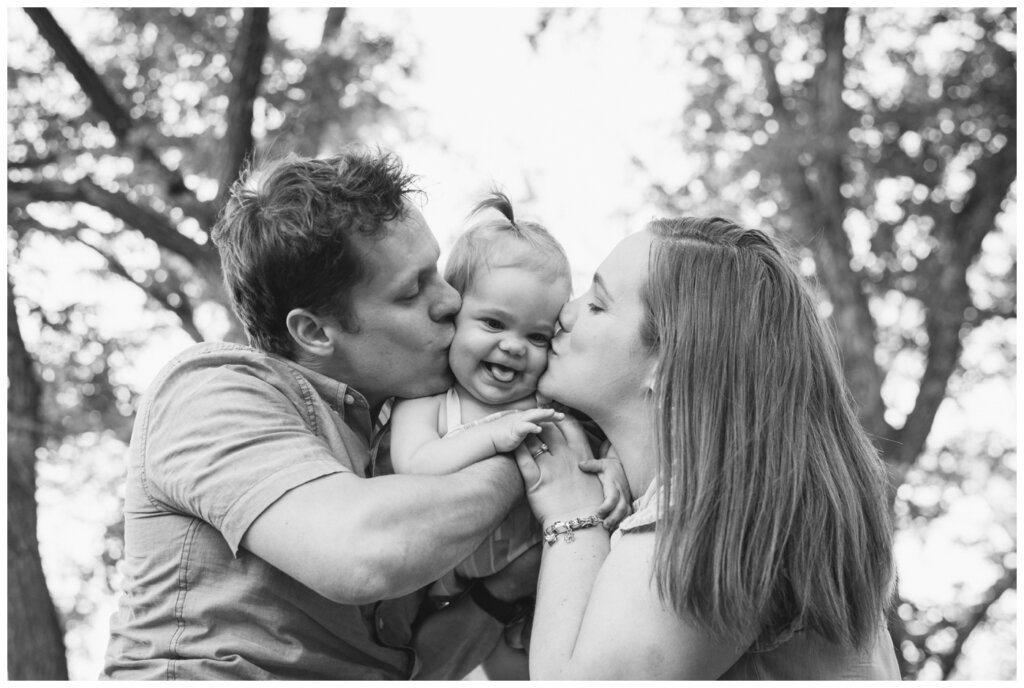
[344,394,355,405]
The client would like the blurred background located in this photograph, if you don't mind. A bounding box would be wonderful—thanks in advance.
[5,6,1017,680]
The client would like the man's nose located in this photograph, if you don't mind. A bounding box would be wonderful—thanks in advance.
[430,280,462,322]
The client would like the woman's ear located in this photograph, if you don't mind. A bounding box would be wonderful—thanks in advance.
[285,307,334,358]
[642,356,659,395]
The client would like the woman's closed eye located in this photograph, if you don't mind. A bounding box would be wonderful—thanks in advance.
[586,302,604,314]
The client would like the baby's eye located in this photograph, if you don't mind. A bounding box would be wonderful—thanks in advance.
[528,333,550,346]
[482,318,504,330]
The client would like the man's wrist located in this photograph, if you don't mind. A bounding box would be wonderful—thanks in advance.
[470,580,531,626]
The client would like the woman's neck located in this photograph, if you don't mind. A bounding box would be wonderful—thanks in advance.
[594,402,656,498]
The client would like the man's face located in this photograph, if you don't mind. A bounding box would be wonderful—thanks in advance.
[323,203,461,408]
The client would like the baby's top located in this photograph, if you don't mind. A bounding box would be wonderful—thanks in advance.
[442,387,521,438]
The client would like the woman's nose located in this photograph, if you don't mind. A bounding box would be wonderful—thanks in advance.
[557,298,579,332]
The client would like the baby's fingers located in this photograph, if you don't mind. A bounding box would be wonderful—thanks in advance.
[577,458,605,475]
[602,497,632,530]
[512,421,543,440]
[520,408,565,424]
[595,489,619,519]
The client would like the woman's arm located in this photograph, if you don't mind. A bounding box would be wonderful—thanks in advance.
[514,417,752,679]
[529,527,750,679]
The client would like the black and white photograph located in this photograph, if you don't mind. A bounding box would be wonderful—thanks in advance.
[6,5,1017,681]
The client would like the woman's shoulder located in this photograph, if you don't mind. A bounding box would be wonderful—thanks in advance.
[610,480,661,546]
[721,626,901,680]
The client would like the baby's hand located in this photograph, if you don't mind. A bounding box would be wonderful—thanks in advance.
[577,455,633,530]
[489,408,564,454]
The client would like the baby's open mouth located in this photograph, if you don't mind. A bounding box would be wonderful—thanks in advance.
[484,362,517,383]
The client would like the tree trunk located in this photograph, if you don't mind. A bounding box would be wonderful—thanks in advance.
[7,278,69,679]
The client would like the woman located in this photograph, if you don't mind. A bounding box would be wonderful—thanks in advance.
[514,217,900,679]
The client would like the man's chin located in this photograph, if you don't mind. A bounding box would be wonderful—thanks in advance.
[403,370,454,400]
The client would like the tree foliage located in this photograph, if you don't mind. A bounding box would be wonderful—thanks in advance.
[652,7,1016,679]
[5,6,1015,681]
[7,7,410,676]
[532,5,1016,680]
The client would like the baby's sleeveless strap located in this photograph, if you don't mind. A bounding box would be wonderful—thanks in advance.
[443,387,461,434]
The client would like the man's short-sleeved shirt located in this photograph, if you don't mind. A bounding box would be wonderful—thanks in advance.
[102,343,426,680]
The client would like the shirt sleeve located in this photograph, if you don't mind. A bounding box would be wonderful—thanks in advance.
[138,358,354,554]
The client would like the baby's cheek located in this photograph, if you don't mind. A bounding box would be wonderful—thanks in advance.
[531,350,550,376]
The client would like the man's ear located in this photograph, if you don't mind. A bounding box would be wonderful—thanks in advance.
[285,308,334,358]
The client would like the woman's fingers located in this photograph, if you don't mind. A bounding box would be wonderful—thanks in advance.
[513,443,542,491]
[554,414,591,450]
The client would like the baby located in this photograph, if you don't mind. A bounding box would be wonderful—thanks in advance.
[391,192,631,603]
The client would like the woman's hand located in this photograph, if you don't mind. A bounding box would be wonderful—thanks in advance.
[513,415,605,525]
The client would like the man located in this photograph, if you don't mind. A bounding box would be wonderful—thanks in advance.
[103,150,534,679]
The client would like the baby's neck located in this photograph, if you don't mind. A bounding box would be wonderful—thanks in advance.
[453,382,538,424]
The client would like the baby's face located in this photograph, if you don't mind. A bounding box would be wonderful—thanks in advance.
[449,266,571,406]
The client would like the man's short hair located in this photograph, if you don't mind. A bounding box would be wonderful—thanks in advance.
[212,150,420,357]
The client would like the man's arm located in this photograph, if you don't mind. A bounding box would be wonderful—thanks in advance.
[240,456,523,604]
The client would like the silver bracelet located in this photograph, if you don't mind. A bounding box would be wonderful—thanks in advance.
[542,515,604,546]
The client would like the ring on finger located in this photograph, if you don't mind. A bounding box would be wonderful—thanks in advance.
[530,443,549,459]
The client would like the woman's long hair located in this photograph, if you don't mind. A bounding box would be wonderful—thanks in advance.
[641,217,895,650]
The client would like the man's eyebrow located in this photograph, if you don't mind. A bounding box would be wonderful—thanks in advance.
[593,272,614,301]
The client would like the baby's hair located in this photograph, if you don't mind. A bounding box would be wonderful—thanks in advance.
[444,190,571,294]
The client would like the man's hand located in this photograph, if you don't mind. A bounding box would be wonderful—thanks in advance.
[479,542,541,602]
[487,408,564,454]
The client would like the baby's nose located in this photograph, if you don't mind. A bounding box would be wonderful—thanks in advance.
[499,338,526,356]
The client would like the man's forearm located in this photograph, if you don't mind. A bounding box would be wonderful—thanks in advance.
[357,456,524,598]
[241,456,524,604]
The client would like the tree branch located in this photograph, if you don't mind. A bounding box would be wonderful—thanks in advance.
[744,20,786,121]
[895,125,1017,471]
[321,7,347,44]
[803,9,892,443]
[747,9,891,443]
[216,8,270,209]
[24,8,216,227]
[74,233,204,343]
[16,218,205,343]
[939,566,1016,679]
[8,177,220,274]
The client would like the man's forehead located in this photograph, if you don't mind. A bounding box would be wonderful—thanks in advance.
[355,210,439,287]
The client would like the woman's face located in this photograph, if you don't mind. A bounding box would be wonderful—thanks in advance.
[538,230,656,420]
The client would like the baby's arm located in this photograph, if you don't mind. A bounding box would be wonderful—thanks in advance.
[391,397,563,475]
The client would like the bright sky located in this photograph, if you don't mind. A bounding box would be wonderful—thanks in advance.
[8,6,1017,680]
